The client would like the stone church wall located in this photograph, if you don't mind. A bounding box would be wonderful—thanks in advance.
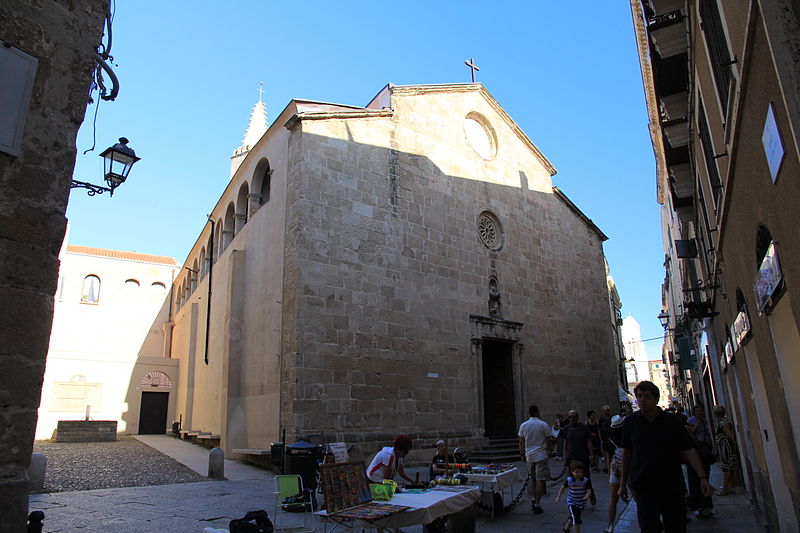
[283,86,618,461]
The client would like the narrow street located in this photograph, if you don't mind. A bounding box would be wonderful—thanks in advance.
[30,436,765,532]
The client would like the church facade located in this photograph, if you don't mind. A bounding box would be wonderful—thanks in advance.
[170,83,619,461]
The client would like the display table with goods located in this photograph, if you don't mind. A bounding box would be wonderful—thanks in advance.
[317,462,479,532]
[463,464,528,519]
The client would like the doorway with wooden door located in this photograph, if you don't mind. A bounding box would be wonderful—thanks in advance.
[482,339,517,437]
[139,391,169,434]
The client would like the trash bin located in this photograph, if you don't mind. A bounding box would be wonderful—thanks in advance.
[285,440,323,490]
[270,442,284,468]
[171,421,180,435]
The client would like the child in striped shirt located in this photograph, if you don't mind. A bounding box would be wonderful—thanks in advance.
[554,460,594,532]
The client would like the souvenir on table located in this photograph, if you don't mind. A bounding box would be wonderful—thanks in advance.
[329,501,409,521]
[319,461,409,522]
[469,463,514,475]
[431,485,478,492]
[441,463,471,472]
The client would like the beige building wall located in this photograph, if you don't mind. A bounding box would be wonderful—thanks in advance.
[37,239,180,439]
[171,84,620,462]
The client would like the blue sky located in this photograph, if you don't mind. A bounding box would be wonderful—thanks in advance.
[67,1,663,348]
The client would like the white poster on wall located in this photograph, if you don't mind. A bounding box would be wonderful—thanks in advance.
[762,103,784,183]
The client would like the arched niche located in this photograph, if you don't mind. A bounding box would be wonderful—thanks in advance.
[235,181,250,234]
[223,203,235,249]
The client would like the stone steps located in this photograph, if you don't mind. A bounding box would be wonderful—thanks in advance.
[470,437,520,464]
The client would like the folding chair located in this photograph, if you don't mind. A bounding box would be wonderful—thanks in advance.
[273,474,315,532]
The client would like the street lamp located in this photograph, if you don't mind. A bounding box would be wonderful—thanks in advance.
[658,311,670,330]
[71,137,140,196]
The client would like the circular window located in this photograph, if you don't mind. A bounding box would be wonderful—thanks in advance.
[478,211,503,250]
[463,113,497,160]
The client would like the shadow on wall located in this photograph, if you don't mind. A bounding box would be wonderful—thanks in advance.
[120,293,176,436]
[154,128,617,453]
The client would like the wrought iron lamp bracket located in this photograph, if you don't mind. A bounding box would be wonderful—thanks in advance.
[70,180,114,196]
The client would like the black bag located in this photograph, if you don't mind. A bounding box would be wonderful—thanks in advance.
[229,510,274,533]
[281,488,316,512]
[696,440,717,465]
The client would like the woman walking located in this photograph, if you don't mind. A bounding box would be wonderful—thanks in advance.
[713,405,740,495]
[604,415,626,533]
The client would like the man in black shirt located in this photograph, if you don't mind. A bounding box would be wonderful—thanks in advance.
[563,410,593,475]
[619,381,713,532]
[563,409,596,505]
[429,440,455,480]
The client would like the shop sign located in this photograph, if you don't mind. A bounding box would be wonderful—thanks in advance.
[677,336,695,370]
[724,340,734,365]
[729,323,738,352]
[754,241,783,314]
[732,307,751,348]
[762,102,784,182]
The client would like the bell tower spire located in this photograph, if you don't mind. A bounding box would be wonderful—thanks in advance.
[231,82,269,179]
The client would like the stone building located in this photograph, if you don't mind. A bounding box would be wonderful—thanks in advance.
[169,82,620,462]
[0,1,108,527]
[632,0,800,529]
[36,228,180,440]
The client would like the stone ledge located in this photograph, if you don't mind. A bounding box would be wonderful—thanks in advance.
[56,421,117,442]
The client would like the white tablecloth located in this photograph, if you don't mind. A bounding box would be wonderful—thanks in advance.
[319,486,480,530]
[464,467,524,491]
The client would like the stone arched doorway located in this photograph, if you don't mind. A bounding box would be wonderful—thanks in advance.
[138,371,172,435]
[470,315,524,438]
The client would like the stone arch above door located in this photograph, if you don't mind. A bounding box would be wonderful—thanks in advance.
[140,371,172,389]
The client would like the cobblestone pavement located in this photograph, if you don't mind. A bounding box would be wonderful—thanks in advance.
[30,436,766,532]
[33,436,206,492]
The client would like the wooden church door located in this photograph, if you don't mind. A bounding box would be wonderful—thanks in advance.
[482,340,517,437]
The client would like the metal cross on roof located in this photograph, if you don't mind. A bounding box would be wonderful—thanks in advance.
[465,58,480,83]
[257,81,265,103]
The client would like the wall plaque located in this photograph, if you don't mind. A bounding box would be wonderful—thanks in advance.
[50,382,102,412]
[0,42,38,156]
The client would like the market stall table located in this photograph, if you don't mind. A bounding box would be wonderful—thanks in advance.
[319,485,480,532]
[462,466,526,519]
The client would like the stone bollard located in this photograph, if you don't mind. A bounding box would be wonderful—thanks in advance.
[208,447,225,479]
[27,510,45,533]
[28,454,46,494]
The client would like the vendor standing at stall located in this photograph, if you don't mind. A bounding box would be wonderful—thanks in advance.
[429,439,456,480]
[368,434,415,484]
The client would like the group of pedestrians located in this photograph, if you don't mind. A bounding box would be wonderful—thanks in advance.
[519,380,739,532]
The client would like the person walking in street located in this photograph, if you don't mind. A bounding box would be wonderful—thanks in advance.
[554,412,567,460]
[586,410,601,471]
[604,414,627,533]
[619,381,714,533]
[555,460,594,533]
[518,404,556,514]
[564,409,596,505]
[686,404,715,517]
[599,405,614,473]
[712,405,740,496]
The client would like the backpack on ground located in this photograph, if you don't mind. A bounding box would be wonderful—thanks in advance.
[229,510,274,533]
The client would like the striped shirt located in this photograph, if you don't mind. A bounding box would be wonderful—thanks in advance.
[564,476,593,508]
